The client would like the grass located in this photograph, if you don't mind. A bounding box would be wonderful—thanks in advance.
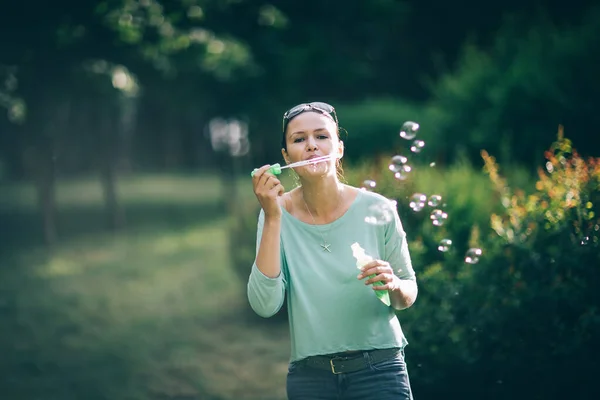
[0,173,290,400]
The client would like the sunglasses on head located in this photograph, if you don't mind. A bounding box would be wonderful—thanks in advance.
[282,102,338,133]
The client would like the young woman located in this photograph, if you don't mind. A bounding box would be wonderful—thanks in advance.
[248,102,418,400]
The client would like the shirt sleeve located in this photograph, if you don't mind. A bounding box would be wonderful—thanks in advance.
[384,206,416,281]
[247,209,287,318]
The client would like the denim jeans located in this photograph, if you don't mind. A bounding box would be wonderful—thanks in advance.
[286,348,414,400]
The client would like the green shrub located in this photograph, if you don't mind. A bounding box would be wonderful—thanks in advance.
[350,130,600,399]
[335,98,428,163]
[423,9,600,168]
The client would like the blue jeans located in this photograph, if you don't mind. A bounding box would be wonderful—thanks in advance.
[286,348,414,400]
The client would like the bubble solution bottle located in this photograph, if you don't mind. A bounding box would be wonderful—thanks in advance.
[351,242,391,306]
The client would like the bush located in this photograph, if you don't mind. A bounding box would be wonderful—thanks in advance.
[335,98,428,164]
[349,129,599,399]
[423,8,600,168]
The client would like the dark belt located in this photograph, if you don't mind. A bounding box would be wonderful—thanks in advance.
[301,348,400,374]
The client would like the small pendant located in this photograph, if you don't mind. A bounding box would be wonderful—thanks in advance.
[320,242,332,252]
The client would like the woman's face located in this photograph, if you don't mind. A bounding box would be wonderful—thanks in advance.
[281,111,343,177]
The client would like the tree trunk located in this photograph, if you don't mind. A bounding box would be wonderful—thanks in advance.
[98,104,126,232]
[35,148,58,246]
[30,96,71,246]
[100,160,125,231]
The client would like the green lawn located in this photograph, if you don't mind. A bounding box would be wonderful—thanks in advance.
[0,174,290,400]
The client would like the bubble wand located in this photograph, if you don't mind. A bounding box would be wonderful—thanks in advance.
[250,155,334,177]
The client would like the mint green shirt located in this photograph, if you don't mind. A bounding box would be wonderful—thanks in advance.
[247,189,416,362]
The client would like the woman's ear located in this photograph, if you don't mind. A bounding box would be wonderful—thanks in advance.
[281,148,291,165]
[337,140,345,159]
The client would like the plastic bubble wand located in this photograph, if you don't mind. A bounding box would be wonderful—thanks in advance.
[250,155,334,177]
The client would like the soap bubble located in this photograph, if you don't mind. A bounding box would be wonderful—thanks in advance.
[364,201,396,225]
[388,155,412,180]
[388,155,408,173]
[410,140,425,153]
[361,179,377,191]
[581,236,590,246]
[430,209,448,226]
[399,121,419,140]
[429,162,436,167]
[393,165,412,180]
[465,248,483,264]
[388,155,409,174]
[427,195,442,207]
[409,193,427,212]
[437,238,452,252]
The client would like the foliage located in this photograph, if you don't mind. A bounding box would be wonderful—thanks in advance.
[424,8,600,168]
[335,98,427,164]
[397,132,598,399]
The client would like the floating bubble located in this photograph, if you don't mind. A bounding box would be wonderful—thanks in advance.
[581,236,590,246]
[388,155,408,173]
[465,248,483,264]
[429,162,436,167]
[409,193,427,212]
[361,179,377,191]
[410,140,425,153]
[546,162,554,173]
[399,121,419,140]
[428,195,442,207]
[437,238,452,252]
[430,209,448,226]
[393,165,412,180]
[364,201,396,225]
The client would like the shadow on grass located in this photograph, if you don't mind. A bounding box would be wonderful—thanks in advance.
[0,249,229,400]
[0,269,286,400]
[0,200,226,256]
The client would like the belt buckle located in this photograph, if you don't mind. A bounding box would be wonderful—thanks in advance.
[330,357,343,374]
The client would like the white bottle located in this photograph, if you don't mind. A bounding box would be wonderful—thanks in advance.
[351,242,390,306]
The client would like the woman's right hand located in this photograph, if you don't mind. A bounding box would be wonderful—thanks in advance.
[252,165,285,218]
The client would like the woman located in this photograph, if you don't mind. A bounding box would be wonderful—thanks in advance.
[248,102,418,399]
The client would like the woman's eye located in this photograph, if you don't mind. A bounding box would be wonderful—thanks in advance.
[318,135,329,139]
[293,138,304,143]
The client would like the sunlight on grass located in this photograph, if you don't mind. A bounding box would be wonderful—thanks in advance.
[0,174,290,400]
[4,220,290,399]
[0,173,228,211]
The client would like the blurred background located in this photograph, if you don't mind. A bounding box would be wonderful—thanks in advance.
[0,1,599,399]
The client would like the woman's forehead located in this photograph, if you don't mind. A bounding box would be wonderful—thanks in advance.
[287,112,336,135]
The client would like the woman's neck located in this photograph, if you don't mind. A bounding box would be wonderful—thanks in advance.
[299,175,345,219]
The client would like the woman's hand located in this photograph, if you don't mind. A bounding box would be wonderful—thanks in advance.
[252,165,285,219]
[357,260,400,291]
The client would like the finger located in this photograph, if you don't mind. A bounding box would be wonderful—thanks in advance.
[360,260,388,271]
[253,165,272,190]
[361,264,393,278]
[364,273,394,286]
[269,183,285,197]
[264,176,281,188]
[372,282,393,291]
[252,165,271,182]
[256,172,277,191]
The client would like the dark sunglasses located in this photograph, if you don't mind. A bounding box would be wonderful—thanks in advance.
[282,102,338,133]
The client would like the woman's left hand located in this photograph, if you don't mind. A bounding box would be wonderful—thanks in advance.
[357,260,400,291]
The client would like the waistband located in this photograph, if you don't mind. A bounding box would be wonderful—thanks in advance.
[299,347,401,374]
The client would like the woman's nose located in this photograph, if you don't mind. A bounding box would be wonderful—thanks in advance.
[306,136,317,150]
